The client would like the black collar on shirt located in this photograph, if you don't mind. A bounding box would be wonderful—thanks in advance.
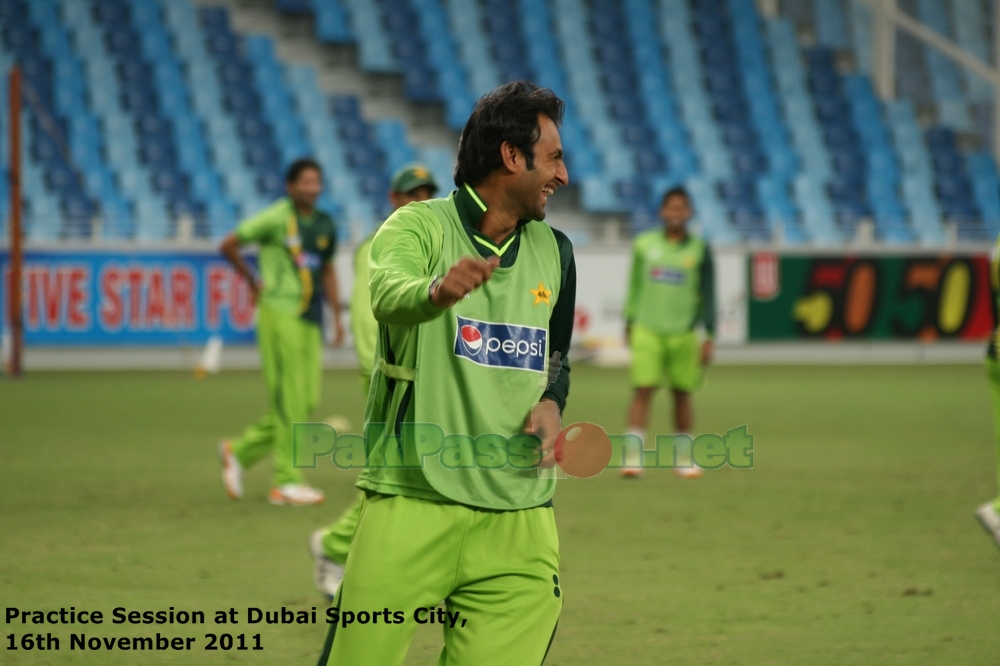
[663,230,690,246]
[287,197,318,227]
[454,183,527,262]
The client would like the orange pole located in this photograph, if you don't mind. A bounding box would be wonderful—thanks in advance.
[8,66,22,377]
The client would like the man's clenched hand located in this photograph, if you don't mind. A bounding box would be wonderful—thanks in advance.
[430,256,501,309]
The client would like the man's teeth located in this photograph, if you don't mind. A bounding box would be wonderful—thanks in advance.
[542,187,554,195]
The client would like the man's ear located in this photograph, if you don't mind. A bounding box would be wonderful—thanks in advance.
[499,141,521,173]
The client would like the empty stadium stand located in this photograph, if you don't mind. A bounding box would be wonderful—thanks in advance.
[0,0,997,245]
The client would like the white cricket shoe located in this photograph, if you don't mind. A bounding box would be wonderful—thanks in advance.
[309,529,345,600]
[218,439,243,499]
[269,484,325,506]
[673,466,703,479]
[620,450,643,478]
[975,502,1000,550]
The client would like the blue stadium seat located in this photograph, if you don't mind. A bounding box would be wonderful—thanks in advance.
[276,0,313,14]
[0,0,965,244]
[199,7,230,29]
[3,24,36,55]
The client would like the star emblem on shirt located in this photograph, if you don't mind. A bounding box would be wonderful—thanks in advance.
[530,282,551,306]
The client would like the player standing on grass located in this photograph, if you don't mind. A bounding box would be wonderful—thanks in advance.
[976,233,1000,549]
[309,164,439,598]
[621,186,714,479]
[317,81,576,666]
[217,158,344,506]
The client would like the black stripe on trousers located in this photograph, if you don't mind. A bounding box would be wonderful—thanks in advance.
[316,592,342,666]
[541,619,559,665]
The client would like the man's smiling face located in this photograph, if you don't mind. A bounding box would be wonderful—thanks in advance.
[511,113,569,221]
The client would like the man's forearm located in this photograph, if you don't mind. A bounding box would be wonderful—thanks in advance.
[220,236,256,287]
[541,359,570,413]
[323,268,341,316]
[370,271,442,325]
[366,206,447,325]
[700,250,716,337]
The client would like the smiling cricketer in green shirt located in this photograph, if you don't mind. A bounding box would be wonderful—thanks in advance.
[318,81,575,666]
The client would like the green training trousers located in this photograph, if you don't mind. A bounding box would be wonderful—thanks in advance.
[233,306,322,486]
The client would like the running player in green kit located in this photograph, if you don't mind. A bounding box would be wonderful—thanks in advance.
[622,186,714,479]
[309,164,439,599]
[976,233,1000,550]
[218,158,344,506]
[317,81,576,666]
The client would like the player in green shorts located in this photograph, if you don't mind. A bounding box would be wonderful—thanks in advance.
[217,158,344,506]
[309,164,439,599]
[976,233,1000,550]
[316,81,576,666]
[622,186,714,479]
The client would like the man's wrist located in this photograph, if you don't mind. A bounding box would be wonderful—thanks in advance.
[427,275,442,305]
[540,394,564,414]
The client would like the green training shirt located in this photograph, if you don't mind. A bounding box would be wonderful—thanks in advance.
[624,229,715,337]
[350,235,378,377]
[235,197,337,324]
[356,184,577,509]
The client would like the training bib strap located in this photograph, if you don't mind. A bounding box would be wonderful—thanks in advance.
[375,358,416,382]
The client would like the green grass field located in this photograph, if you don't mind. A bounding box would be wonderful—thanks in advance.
[2,364,999,665]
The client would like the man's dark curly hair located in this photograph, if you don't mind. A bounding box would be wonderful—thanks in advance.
[454,81,564,188]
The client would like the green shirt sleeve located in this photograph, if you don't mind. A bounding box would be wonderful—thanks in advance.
[624,236,644,323]
[350,237,378,376]
[699,244,716,337]
[541,228,575,413]
[368,204,445,325]
[234,199,288,246]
